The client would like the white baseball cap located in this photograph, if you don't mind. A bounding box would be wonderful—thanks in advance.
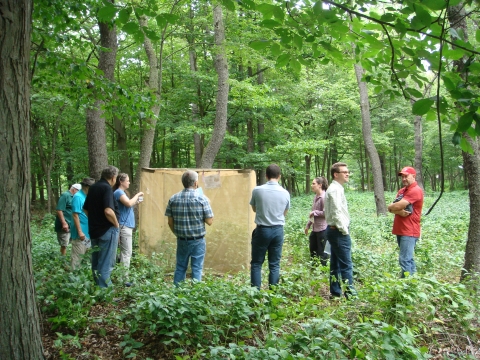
[72,184,82,190]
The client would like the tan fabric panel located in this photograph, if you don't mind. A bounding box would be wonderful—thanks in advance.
[138,168,256,274]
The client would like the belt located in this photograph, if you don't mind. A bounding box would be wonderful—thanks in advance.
[178,236,204,241]
[256,224,283,228]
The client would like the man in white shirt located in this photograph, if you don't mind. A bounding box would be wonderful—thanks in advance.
[324,162,356,299]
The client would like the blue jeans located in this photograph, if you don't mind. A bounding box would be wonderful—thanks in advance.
[397,235,418,277]
[91,226,119,288]
[174,237,206,285]
[250,225,284,289]
[327,226,356,297]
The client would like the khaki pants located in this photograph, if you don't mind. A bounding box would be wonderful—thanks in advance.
[71,239,90,270]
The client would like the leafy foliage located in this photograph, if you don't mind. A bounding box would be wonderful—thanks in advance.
[33,191,479,358]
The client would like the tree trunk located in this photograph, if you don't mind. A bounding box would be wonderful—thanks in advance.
[114,116,129,174]
[305,154,311,194]
[413,113,424,190]
[0,1,44,358]
[354,64,387,215]
[134,16,161,192]
[200,5,229,168]
[257,64,266,184]
[86,10,117,180]
[446,3,480,281]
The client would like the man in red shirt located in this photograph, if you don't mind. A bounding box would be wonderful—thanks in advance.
[387,167,424,277]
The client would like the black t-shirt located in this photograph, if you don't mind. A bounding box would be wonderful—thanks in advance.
[83,178,118,238]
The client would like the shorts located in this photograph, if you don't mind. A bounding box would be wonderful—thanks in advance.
[56,230,71,247]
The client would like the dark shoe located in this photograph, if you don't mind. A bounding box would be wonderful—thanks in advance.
[124,282,133,287]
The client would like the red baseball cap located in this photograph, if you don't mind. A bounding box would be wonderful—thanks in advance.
[398,166,416,176]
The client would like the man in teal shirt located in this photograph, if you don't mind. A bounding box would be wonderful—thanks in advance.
[71,178,95,269]
[55,183,81,255]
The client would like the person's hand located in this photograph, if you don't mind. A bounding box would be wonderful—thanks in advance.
[62,222,69,232]
[309,211,314,218]
[79,231,86,241]
[304,228,309,236]
[137,191,144,197]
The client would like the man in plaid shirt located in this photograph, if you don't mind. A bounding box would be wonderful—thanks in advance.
[165,170,214,285]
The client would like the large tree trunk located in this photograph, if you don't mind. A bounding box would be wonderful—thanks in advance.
[447,3,480,281]
[134,16,161,192]
[86,10,117,180]
[354,64,387,215]
[0,1,44,358]
[200,5,229,168]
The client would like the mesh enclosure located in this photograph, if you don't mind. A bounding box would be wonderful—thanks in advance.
[138,168,256,274]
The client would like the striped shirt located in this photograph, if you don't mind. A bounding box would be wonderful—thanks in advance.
[165,189,214,238]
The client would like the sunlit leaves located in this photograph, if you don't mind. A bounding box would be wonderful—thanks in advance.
[249,40,270,50]
[97,2,117,22]
[421,0,447,11]
[412,99,434,115]
[456,112,474,133]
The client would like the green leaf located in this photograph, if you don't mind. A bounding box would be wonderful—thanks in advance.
[260,19,281,29]
[276,54,290,67]
[256,3,276,19]
[425,109,437,121]
[411,7,432,29]
[412,98,434,115]
[457,112,474,132]
[313,1,322,16]
[249,40,270,50]
[221,0,236,12]
[452,131,461,145]
[156,15,167,28]
[122,21,140,35]
[97,4,118,22]
[270,42,282,56]
[272,5,285,21]
[421,0,447,10]
[117,9,131,24]
[405,87,422,98]
[476,29,480,43]
[442,76,456,91]
[460,137,474,154]
[290,58,301,73]
[293,34,303,50]
[443,48,467,61]
[468,62,480,73]
[143,28,161,42]
[163,14,180,25]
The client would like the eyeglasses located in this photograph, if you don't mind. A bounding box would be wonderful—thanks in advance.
[336,171,350,174]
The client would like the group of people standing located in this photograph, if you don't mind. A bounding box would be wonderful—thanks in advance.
[54,166,143,288]
[302,162,424,299]
[55,162,423,295]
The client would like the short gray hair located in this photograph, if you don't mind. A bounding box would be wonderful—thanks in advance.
[182,170,198,188]
[101,165,119,181]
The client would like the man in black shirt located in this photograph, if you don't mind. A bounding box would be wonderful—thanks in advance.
[83,166,119,288]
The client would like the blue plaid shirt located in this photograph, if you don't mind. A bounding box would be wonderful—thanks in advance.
[165,189,214,238]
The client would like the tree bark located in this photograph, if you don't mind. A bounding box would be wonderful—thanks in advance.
[354,64,387,215]
[446,3,480,281]
[134,16,161,192]
[86,8,117,180]
[0,0,44,358]
[200,5,229,168]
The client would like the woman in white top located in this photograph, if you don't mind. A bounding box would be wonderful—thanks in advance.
[113,173,143,269]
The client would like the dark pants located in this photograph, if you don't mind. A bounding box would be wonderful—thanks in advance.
[327,226,356,298]
[309,230,329,266]
[250,225,284,289]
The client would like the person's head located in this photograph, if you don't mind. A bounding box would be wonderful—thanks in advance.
[182,170,199,189]
[101,165,119,186]
[70,184,81,194]
[330,162,349,184]
[311,176,328,194]
[113,173,130,191]
[398,166,416,187]
[266,164,281,180]
[80,177,95,194]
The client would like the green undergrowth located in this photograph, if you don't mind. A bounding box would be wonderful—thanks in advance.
[32,191,479,359]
